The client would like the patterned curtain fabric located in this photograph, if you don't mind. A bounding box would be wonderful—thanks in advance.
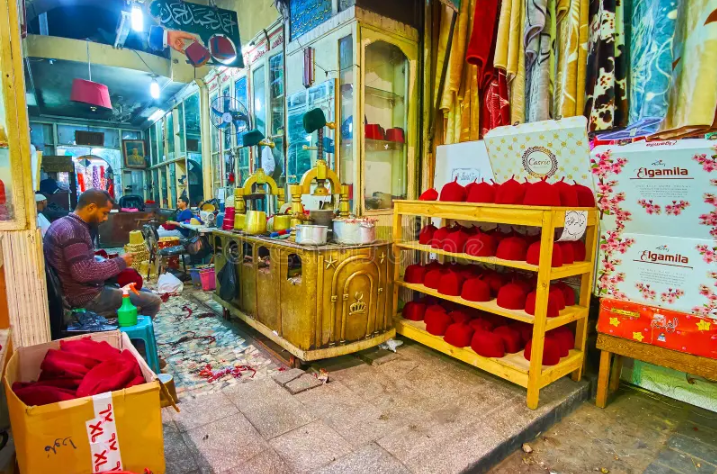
[494,0,526,123]
[654,0,717,139]
[583,0,629,131]
[524,0,552,122]
[628,0,679,125]
[554,0,589,118]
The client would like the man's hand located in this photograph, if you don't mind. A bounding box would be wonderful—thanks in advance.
[122,253,136,267]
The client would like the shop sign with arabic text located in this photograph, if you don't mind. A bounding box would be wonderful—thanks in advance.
[149,0,244,68]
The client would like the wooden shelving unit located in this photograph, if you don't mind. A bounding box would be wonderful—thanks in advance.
[392,200,599,409]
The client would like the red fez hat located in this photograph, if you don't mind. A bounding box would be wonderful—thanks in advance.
[402,301,426,321]
[440,177,467,202]
[465,232,497,257]
[438,271,465,296]
[461,277,492,302]
[526,241,564,267]
[523,177,561,207]
[573,181,596,207]
[554,177,579,207]
[419,224,437,245]
[497,283,528,310]
[524,337,561,365]
[444,322,475,347]
[419,188,439,201]
[467,178,496,204]
[553,281,576,306]
[404,264,427,284]
[471,329,506,358]
[493,325,523,353]
[496,236,529,261]
[495,176,526,205]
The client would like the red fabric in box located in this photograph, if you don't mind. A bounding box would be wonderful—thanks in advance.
[597,298,717,360]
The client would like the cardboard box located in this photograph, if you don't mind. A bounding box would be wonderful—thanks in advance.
[484,116,595,190]
[597,298,717,360]
[592,139,717,318]
[3,331,165,474]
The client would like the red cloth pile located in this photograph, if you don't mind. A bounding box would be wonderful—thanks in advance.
[12,338,145,406]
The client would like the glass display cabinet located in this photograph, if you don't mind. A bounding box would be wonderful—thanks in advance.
[285,9,419,232]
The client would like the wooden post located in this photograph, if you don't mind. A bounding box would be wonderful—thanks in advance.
[392,205,402,323]
[596,350,612,409]
[573,216,599,381]
[527,211,554,409]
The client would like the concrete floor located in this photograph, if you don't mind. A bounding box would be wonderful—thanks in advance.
[492,386,717,474]
[162,339,589,474]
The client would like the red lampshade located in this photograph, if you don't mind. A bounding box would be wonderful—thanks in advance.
[71,79,112,110]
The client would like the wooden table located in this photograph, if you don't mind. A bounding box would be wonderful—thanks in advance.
[596,333,717,408]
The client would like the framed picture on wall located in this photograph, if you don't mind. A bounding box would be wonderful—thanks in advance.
[123,140,147,169]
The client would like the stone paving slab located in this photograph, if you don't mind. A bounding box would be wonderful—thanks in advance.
[272,368,305,387]
[285,373,324,394]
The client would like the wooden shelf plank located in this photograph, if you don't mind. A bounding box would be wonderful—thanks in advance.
[396,280,587,328]
[395,317,583,389]
[394,200,598,227]
[397,241,593,279]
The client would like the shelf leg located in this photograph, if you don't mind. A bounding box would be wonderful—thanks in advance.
[527,211,555,410]
[609,354,623,393]
[596,350,612,408]
[573,221,599,381]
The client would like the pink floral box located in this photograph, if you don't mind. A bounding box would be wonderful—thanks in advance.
[592,139,717,318]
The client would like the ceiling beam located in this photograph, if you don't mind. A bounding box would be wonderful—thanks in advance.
[25,34,173,78]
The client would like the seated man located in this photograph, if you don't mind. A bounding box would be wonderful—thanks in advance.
[157,196,194,238]
[44,189,162,318]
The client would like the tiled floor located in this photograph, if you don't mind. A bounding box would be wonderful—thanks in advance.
[493,386,717,474]
[162,338,589,474]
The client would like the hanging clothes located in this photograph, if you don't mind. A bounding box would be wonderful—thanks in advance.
[554,0,589,118]
[583,0,629,131]
[628,0,679,126]
[653,0,717,139]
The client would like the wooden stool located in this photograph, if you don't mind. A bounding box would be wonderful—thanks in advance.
[596,333,717,408]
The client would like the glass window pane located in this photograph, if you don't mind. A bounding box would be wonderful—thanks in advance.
[253,65,266,136]
[269,53,284,136]
[149,125,157,165]
[88,127,119,148]
[237,147,250,186]
[234,76,249,147]
[160,168,168,208]
[185,92,201,162]
[169,163,177,205]
[157,120,165,161]
[210,94,219,153]
[166,112,175,160]
[178,104,186,154]
[187,160,203,206]
[222,86,232,152]
[271,137,285,188]
[363,41,408,210]
[30,123,54,152]
[151,169,160,203]
[339,35,355,209]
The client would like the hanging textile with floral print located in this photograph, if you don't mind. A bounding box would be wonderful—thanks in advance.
[583,0,628,131]
[653,0,717,139]
[628,0,679,126]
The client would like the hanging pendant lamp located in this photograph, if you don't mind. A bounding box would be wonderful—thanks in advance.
[70,41,112,110]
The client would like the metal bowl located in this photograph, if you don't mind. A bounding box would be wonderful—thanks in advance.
[295,225,328,245]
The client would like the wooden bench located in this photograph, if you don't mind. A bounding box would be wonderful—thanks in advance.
[596,333,717,408]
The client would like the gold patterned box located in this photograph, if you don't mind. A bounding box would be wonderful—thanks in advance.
[483,116,594,190]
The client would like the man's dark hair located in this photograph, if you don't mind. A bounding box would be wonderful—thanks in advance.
[76,189,114,210]
[179,196,189,205]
